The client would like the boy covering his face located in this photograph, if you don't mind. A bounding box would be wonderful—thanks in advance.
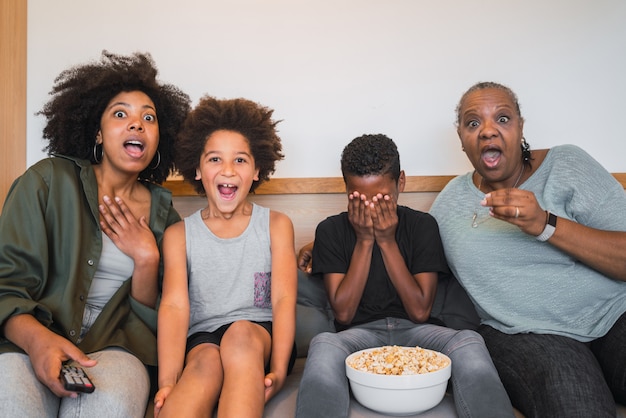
[295,134,513,418]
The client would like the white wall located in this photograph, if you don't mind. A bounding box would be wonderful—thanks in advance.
[27,0,626,177]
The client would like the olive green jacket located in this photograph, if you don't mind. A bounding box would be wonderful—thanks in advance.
[0,155,180,366]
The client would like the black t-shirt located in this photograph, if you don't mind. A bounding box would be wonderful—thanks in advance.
[311,205,450,331]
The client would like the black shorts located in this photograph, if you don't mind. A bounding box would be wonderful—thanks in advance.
[186,321,297,374]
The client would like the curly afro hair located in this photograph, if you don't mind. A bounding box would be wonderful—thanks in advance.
[38,50,191,184]
[176,96,284,194]
[341,134,401,182]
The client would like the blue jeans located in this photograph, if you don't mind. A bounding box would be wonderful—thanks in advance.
[295,318,514,418]
[0,348,149,418]
[480,313,626,418]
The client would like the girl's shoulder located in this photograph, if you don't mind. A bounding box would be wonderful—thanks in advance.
[269,208,294,230]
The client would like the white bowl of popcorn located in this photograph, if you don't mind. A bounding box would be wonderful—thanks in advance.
[345,345,452,416]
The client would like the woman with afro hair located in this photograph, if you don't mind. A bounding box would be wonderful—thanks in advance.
[0,51,190,417]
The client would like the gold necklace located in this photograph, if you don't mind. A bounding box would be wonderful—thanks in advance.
[471,165,525,228]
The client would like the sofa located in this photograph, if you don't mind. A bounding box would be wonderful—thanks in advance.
[146,269,500,418]
[152,182,626,418]
[148,269,625,418]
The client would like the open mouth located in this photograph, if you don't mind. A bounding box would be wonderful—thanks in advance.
[124,140,145,157]
[481,148,501,169]
[218,184,238,200]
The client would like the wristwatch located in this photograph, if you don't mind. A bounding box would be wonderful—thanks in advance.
[536,211,557,242]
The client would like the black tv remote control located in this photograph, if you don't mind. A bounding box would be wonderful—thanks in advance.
[60,364,96,393]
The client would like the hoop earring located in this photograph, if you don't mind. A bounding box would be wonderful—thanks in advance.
[151,150,161,169]
[93,143,102,164]
[521,137,531,163]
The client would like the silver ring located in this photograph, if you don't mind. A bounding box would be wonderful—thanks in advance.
[515,206,520,218]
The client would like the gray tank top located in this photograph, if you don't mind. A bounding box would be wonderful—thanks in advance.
[87,234,133,308]
[185,203,273,335]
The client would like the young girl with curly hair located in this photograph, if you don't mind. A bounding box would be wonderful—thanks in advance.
[155,96,297,418]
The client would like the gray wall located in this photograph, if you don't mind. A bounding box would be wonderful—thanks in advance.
[27,0,626,176]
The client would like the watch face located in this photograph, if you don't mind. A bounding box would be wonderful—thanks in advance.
[548,212,557,227]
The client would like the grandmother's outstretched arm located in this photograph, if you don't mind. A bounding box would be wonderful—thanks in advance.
[545,218,626,282]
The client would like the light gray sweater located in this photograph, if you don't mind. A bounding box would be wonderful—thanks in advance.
[431,144,626,342]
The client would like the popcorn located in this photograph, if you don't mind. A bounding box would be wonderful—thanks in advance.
[347,345,450,375]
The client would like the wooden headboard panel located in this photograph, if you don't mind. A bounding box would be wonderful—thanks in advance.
[168,174,626,252]
[165,175,456,195]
